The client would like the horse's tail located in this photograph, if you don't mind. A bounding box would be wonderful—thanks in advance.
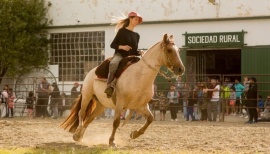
[60,95,97,133]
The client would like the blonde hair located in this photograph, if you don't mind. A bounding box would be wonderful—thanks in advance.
[111,13,130,32]
[115,18,130,32]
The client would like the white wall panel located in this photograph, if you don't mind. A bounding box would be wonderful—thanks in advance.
[46,0,270,26]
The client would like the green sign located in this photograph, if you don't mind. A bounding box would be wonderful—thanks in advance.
[184,31,246,47]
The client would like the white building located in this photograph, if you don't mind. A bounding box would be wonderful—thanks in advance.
[15,0,270,97]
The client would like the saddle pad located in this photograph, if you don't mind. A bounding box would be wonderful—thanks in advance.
[95,56,140,79]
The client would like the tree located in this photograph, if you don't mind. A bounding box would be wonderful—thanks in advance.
[0,0,50,83]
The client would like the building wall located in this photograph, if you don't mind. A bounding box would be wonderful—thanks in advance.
[46,0,270,26]
[44,0,270,93]
[46,0,270,56]
[48,19,270,58]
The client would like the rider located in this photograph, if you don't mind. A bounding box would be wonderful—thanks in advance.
[104,11,143,98]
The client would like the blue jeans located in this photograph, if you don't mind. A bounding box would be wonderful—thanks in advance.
[183,101,187,118]
[187,107,195,121]
[207,101,218,121]
[194,103,201,120]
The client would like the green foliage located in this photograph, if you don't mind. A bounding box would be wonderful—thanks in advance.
[0,0,50,78]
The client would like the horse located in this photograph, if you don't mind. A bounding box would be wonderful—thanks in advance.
[60,34,185,147]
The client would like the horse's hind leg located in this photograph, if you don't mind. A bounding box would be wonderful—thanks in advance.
[109,108,122,147]
[130,105,153,139]
[72,95,93,141]
[73,97,105,142]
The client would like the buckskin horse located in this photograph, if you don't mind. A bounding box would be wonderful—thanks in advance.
[61,34,185,147]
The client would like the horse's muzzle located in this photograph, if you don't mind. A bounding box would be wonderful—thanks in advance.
[173,66,185,75]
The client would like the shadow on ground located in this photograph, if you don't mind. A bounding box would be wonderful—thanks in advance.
[32,142,134,154]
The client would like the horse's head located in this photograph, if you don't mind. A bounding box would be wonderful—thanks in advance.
[161,34,185,76]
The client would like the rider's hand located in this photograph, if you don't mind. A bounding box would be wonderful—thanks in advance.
[139,50,144,55]
[119,45,132,51]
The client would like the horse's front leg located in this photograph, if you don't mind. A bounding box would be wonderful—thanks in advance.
[109,109,121,147]
[130,105,153,139]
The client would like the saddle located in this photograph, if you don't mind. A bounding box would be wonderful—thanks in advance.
[95,56,140,79]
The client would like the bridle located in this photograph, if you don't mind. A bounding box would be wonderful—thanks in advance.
[141,40,178,80]
[163,40,176,71]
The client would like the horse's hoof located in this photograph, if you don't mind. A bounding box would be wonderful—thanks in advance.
[130,130,140,139]
[73,134,81,142]
[109,142,117,148]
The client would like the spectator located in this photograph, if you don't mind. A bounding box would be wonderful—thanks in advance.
[182,83,190,118]
[71,82,80,101]
[1,85,9,118]
[135,111,142,120]
[0,94,4,117]
[263,96,270,119]
[158,92,168,121]
[229,86,236,115]
[26,91,35,119]
[193,82,201,120]
[186,91,196,121]
[58,93,67,117]
[50,82,61,119]
[7,88,15,118]
[36,77,51,118]
[234,78,245,114]
[205,77,220,122]
[167,85,179,121]
[257,95,264,119]
[241,76,249,118]
[149,83,159,113]
[175,76,184,112]
[243,76,249,93]
[201,82,208,121]
[221,78,231,116]
[105,108,113,119]
[120,110,127,120]
[245,77,258,124]
[1,85,9,117]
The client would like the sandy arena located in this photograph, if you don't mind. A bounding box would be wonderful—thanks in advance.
[0,112,270,154]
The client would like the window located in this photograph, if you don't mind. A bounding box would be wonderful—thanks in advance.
[50,31,105,81]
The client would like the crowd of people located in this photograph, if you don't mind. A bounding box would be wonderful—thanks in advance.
[1,75,270,124]
[0,85,15,118]
[0,77,81,119]
[151,76,270,123]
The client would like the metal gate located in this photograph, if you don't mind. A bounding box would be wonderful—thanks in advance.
[186,52,207,83]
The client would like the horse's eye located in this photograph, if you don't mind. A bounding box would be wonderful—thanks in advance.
[167,49,172,53]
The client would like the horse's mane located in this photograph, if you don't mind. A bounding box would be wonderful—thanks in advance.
[142,41,161,57]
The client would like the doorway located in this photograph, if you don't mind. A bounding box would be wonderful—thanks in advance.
[186,49,241,82]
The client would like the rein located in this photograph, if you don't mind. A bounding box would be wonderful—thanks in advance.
[140,42,177,81]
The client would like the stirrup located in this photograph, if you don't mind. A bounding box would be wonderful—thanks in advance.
[104,87,114,98]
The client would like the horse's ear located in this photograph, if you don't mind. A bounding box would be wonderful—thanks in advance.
[169,35,174,43]
[163,34,168,43]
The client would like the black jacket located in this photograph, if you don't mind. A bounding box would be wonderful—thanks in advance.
[110,28,140,57]
[246,83,257,106]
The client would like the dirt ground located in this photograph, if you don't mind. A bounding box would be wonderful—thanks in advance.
[0,112,270,154]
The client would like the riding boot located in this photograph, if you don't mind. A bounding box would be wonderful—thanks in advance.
[104,72,116,98]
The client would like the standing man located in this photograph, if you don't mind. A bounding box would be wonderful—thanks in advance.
[1,85,9,117]
[245,77,258,124]
[205,77,220,122]
[167,85,179,121]
[175,76,184,113]
[71,82,80,100]
[36,77,51,118]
